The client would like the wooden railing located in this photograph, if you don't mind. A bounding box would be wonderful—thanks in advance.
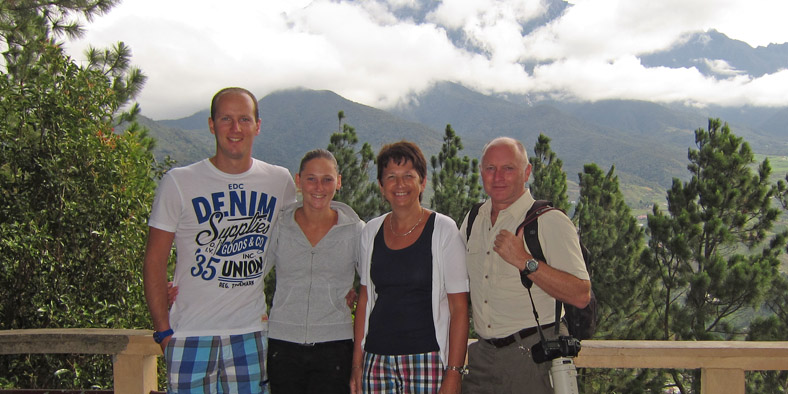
[2,330,788,394]
[574,340,788,394]
[0,329,160,394]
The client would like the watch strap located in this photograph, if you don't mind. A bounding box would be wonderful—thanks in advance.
[153,328,174,344]
[520,268,533,288]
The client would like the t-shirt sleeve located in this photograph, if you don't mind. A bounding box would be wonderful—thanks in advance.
[281,171,297,207]
[148,172,182,233]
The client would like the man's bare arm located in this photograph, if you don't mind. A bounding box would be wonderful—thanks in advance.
[142,226,175,348]
[493,228,591,308]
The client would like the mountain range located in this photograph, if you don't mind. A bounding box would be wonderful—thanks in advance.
[144,27,787,207]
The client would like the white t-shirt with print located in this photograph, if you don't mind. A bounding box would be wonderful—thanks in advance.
[149,158,296,337]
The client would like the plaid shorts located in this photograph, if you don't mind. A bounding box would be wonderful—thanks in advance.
[164,331,269,394]
[362,351,443,394]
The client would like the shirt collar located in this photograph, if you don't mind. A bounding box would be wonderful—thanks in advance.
[483,189,535,225]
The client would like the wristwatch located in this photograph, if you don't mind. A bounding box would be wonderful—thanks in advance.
[153,328,173,344]
[519,258,539,288]
[523,258,540,275]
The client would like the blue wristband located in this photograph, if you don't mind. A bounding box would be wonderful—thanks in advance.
[153,328,173,344]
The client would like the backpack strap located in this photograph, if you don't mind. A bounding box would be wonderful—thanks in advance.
[465,202,484,241]
[516,200,556,263]
[517,200,565,335]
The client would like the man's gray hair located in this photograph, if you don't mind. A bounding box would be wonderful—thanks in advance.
[481,137,528,166]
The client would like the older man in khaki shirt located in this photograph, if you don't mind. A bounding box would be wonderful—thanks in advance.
[460,137,591,394]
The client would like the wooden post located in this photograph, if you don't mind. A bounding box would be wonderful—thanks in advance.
[113,353,158,394]
[113,332,162,394]
[700,368,745,394]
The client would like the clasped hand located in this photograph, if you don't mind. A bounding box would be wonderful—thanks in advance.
[492,227,531,272]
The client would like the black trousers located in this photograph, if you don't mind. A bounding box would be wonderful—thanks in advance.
[267,338,353,394]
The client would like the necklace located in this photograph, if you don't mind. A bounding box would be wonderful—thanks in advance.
[389,208,424,237]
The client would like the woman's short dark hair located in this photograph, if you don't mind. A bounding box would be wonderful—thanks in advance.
[299,149,338,174]
[376,140,427,183]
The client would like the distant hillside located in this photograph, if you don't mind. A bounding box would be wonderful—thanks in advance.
[142,85,786,208]
[255,89,444,171]
[758,107,788,139]
[392,82,690,188]
[151,89,444,172]
[135,115,212,167]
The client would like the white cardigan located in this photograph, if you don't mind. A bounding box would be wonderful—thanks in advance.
[358,211,469,365]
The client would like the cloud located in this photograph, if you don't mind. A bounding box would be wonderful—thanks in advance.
[702,59,743,76]
[521,0,741,61]
[64,0,788,120]
[428,0,545,63]
[710,0,788,47]
[526,55,788,108]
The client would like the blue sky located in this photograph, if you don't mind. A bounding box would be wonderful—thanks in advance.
[66,0,788,120]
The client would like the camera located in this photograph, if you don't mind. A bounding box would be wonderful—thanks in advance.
[531,336,581,394]
[530,335,581,364]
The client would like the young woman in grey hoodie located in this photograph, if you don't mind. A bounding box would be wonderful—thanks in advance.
[266,149,364,394]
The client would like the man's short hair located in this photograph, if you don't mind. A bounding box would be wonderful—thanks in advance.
[210,87,260,120]
[481,137,528,166]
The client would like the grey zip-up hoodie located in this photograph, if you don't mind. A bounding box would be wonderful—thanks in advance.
[267,201,363,343]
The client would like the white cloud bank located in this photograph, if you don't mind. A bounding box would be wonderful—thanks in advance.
[65,0,788,119]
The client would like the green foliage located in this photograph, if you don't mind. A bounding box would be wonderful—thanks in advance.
[642,119,786,392]
[0,2,155,388]
[328,112,384,221]
[777,173,788,211]
[748,273,788,341]
[0,0,119,79]
[429,124,482,224]
[575,164,657,339]
[745,274,788,393]
[529,133,570,212]
[84,41,146,121]
[574,164,666,392]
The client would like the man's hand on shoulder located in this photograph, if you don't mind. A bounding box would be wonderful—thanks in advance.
[493,228,532,271]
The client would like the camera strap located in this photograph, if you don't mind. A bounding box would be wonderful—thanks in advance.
[525,280,563,346]
[524,283,550,346]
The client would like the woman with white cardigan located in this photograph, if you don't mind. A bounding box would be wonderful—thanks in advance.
[350,141,469,394]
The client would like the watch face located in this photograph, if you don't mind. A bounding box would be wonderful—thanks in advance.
[527,259,539,272]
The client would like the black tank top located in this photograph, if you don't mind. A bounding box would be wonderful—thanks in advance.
[364,212,439,355]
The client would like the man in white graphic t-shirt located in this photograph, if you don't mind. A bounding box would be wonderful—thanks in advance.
[143,87,296,394]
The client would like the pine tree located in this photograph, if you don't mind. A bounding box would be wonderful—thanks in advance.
[529,133,570,212]
[777,174,788,210]
[1,0,119,80]
[642,119,786,392]
[429,124,482,224]
[746,274,788,393]
[575,164,657,338]
[574,164,665,393]
[745,173,788,393]
[328,112,383,221]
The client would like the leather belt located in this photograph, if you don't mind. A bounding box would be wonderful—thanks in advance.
[482,322,556,348]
